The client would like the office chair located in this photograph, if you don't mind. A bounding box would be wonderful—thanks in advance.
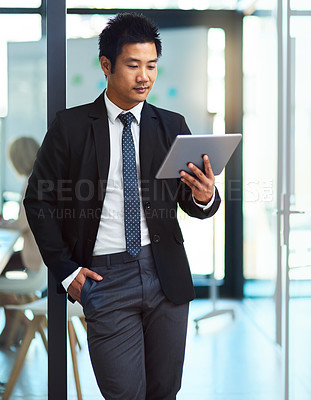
[2,297,86,400]
[0,262,47,348]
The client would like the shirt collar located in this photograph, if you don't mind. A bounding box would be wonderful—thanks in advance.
[104,90,143,125]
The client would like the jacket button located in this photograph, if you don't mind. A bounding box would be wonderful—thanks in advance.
[153,234,160,243]
[144,201,151,210]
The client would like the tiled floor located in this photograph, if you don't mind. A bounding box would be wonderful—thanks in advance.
[0,297,310,399]
[179,299,283,400]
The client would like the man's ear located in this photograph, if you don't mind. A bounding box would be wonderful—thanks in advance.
[100,56,111,75]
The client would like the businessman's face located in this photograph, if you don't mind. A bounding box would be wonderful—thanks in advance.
[101,42,158,110]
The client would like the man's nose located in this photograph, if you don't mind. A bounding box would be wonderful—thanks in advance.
[137,68,148,82]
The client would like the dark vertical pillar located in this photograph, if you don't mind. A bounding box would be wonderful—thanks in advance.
[41,0,47,38]
[46,0,67,399]
[221,12,244,298]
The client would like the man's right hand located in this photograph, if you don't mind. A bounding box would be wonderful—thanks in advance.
[67,267,103,304]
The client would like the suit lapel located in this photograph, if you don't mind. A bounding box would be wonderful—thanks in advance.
[89,93,110,200]
[139,102,158,181]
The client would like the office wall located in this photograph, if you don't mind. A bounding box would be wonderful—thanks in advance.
[3,26,213,194]
[3,40,46,195]
[66,25,213,134]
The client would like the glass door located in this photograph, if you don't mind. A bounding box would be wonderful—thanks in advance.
[286,13,311,400]
[242,12,278,341]
[0,3,48,398]
[0,10,45,214]
[289,16,311,290]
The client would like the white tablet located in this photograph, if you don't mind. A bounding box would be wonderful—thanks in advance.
[155,134,242,179]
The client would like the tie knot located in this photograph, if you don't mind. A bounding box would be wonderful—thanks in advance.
[118,112,134,127]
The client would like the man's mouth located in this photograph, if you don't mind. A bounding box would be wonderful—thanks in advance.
[134,87,148,93]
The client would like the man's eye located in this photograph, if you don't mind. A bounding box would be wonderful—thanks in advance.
[148,65,156,70]
[128,65,138,68]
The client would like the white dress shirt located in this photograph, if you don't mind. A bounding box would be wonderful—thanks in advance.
[93,92,151,255]
[62,92,215,291]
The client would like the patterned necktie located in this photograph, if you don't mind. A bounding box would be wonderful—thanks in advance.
[118,112,141,257]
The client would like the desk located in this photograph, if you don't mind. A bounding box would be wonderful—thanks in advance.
[0,228,20,274]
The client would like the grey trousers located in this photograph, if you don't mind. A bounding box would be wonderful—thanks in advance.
[80,245,189,400]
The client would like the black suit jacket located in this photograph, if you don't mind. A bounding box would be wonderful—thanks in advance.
[24,92,220,305]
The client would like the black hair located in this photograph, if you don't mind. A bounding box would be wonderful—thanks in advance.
[98,12,162,72]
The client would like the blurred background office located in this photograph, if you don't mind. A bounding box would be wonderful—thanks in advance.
[0,137,43,348]
[0,0,310,399]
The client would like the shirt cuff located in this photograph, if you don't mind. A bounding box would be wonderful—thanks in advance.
[192,187,216,211]
[62,267,82,292]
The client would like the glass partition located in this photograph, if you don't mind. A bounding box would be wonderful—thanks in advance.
[289,16,311,283]
[0,0,41,6]
[242,12,278,342]
[291,0,311,9]
[243,15,278,298]
[288,15,311,400]
[66,0,238,10]
[0,5,48,398]
[0,12,46,216]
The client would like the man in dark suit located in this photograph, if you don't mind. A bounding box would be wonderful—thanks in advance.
[24,12,220,400]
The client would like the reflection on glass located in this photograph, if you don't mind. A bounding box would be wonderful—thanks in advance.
[243,16,278,285]
[0,41,7,117]
[208,28,225,134]
[289,19,311,398]
[67,0,174,9]
[66,0,238,10]
[0,13,46,214]
[254,0,276,10]
[65,0,280,10]
[67,14,110,108]
[67,14,110,39]
[0,0,41,7]
[289,16,311,281]
[207,27,225,280]
[291,0,311,10]
[0,14,41,41]
[0,14,41,118]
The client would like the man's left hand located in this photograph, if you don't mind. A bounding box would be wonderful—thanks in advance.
[180,154,215,205]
